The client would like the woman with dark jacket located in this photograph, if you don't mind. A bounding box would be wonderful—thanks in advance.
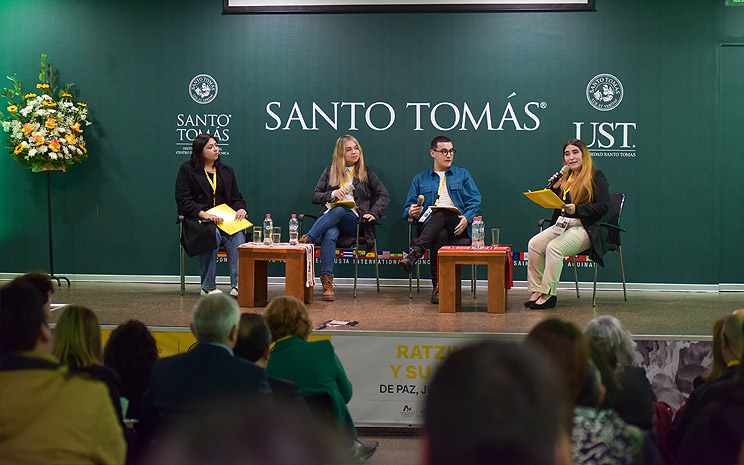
[176,134,247,296]
[300,135,390,301]
[526,139,610,309]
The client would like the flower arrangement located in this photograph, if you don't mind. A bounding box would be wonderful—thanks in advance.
[1,54,90,172]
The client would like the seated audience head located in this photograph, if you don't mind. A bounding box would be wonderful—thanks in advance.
[585,315,636,369]
[701,317,727,383]
[425,341,569,465]
[14,272,54,317]
[524,318,590,407]
[263,295,312,342]
[722,312,744,364]
[234,313,272,366]
[0,277,50,354]
[191,293,240,347]
[104,319,158,382]
[52,305,103,368]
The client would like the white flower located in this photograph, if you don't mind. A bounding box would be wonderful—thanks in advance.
[49,152,58,160]
[38,145,48,153]
[28,148,37,157]
[1,121,10,131]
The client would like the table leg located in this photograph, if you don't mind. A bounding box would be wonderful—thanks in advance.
[438,258,456,313]
[487,256,506,313]
[238,254,251,308]
[285,255,304,302]
[455,264,462,307]
[253,260,268,306]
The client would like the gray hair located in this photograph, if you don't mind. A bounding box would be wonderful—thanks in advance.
[585,315,636,368]
[192,294,240,343]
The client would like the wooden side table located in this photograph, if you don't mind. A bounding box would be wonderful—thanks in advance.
[437,247,510,313]
[238,244,314,307]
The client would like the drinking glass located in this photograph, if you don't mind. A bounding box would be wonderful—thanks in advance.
[272,227,281,245]
[252,227,262,244]
[491,228,500,246]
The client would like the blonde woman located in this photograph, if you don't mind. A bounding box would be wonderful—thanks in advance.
[526,139,610,309]
[300,135,390,301]
[53,305,124,422]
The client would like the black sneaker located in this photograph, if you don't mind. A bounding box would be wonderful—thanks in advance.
[430,289,439,304]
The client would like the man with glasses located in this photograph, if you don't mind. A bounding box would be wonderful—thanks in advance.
[401,136,482,303]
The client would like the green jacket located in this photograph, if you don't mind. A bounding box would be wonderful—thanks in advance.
[267,337,356,439]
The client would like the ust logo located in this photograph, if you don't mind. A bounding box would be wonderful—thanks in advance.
[189,74,218,105]
[586,74,623,111]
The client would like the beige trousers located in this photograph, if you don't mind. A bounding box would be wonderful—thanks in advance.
[527,218,591,296]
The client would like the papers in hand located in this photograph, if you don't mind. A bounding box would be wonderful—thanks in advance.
[419,205,462,222]
[206,204,253,235]
[524,189,565,209]
[324,199,357,211]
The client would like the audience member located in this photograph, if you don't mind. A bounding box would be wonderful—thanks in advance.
[263,295,378,463]
[53,305,125,423]
[585,315,656,430]
[525,318,639,465]
[13,271,54,317]
[424,340,572,465]
[104,320,159,421]
[234,313,311,415]
[0,276,126,464]
[696,316,727,387]
[139,293,271,454]
[669,311,744,460]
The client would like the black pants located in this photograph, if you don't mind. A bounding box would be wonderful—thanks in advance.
[413,210,471,286]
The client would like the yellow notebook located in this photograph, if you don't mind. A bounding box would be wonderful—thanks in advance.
[523,189,565,209]
[206,204,253,235]
[325,200,357,210]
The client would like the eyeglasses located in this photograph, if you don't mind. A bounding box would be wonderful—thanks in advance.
[433,149,456,156]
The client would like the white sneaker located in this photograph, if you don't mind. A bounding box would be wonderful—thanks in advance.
[229,288,239,297]
[200,288,223,296]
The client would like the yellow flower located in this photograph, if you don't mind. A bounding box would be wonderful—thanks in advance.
[45,117,56,129]
[64,133,77,145]
[14,143,24,154]
[22,123,34,135]
[80,145,87,154]
[7,105,17,112]
[78,102,87,107]
[61,93,72,98]
[70,122,82,133]
[24,93,37,99]
[49,139,61,152]
[36,83,49,89]
[34,135,45,146]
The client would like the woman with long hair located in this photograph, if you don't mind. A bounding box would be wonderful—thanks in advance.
[176,133,247,297]
[299,135,390,301]
[53,305,124,423]
[526,139,610,309]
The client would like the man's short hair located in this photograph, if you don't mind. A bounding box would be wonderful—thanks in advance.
[16,272,54,298]
[0,278,48,353]
[430,136,452,150]
[191,294,240,343]
[722,313,744,361]
[234,314,271,363]
[425,341,567,465]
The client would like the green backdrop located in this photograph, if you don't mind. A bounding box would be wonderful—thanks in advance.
[1,0,743,285]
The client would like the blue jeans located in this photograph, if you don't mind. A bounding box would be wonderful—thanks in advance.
[199,228,246,290]
[306,207,357,276]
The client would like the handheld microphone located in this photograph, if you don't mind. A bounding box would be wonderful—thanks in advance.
[546,165,570,189]
[329,184,355,204]
[413,194,425,219]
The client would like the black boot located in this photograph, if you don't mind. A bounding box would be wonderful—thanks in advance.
[400,247,422,274]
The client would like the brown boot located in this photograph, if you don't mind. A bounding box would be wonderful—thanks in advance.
[321,275,335,301]
[299,235,313,244]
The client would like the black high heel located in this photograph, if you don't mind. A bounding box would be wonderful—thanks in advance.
[529,295,557,309]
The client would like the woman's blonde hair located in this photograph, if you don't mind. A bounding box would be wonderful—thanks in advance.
[329,135,367,187]
[52,305,103,368]
[559,139,594,205]
[263,295,312,341]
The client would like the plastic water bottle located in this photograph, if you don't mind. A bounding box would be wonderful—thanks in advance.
[289,214,299,245]
[263,214,273,245]
[479,216,486,249]
[471,216,481,249]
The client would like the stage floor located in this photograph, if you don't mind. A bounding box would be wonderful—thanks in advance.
[44,281,741,338]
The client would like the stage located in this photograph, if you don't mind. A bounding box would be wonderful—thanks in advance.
[43,279,739,337]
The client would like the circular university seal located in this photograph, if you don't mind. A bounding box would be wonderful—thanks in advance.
[586,74,623,111]
[189,74,218,104]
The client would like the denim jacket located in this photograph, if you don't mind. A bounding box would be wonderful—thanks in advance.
[402,166,481,223]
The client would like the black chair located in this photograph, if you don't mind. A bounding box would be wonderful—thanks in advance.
[177,215,233,296]
[537,193,627,307]
[407,217,476,299]
[297,214,380,298]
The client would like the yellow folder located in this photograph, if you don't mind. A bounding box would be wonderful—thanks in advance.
[206,204,253,235]
[523,189,565,209]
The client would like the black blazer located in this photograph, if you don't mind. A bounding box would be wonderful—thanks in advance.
[549,169,610,266]
[175,160,247,256]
